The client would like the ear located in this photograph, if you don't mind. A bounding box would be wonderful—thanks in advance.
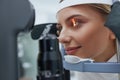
[109,30,116,40]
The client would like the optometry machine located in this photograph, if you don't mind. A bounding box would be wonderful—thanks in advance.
[1,0,120,80]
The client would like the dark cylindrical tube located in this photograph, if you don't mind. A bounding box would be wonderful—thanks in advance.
[37,34,64,80]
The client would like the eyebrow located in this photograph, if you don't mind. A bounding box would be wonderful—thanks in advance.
[65,14,83,21]
[57,14,86,25]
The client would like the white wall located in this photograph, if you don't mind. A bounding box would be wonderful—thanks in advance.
[29,0,59,25]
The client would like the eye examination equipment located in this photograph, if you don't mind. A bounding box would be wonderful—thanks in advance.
[31,23,70,80]
[37,34,64,80]
[0,0,35,80]
[1,0,120,80]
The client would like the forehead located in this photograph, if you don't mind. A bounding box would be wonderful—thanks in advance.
[56,5,102,23]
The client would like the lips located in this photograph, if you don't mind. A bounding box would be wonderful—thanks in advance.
[65,46,82,55]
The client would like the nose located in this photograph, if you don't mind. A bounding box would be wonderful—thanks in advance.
[58,29,72,44]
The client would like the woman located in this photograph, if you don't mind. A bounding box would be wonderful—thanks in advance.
[56,0,119,80]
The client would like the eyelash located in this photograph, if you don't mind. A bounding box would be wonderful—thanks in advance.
[71,18,82,28]
[56,18,83,36]
[56,24,62,36]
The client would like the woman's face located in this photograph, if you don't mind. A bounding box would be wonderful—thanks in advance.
[57,5,115,61]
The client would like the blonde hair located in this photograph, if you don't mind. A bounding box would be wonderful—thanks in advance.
[90,4,111,15]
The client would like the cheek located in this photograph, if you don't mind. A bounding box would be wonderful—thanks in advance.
[74,25,110,57]
[77,21,110,42]
[75,24,102,43]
